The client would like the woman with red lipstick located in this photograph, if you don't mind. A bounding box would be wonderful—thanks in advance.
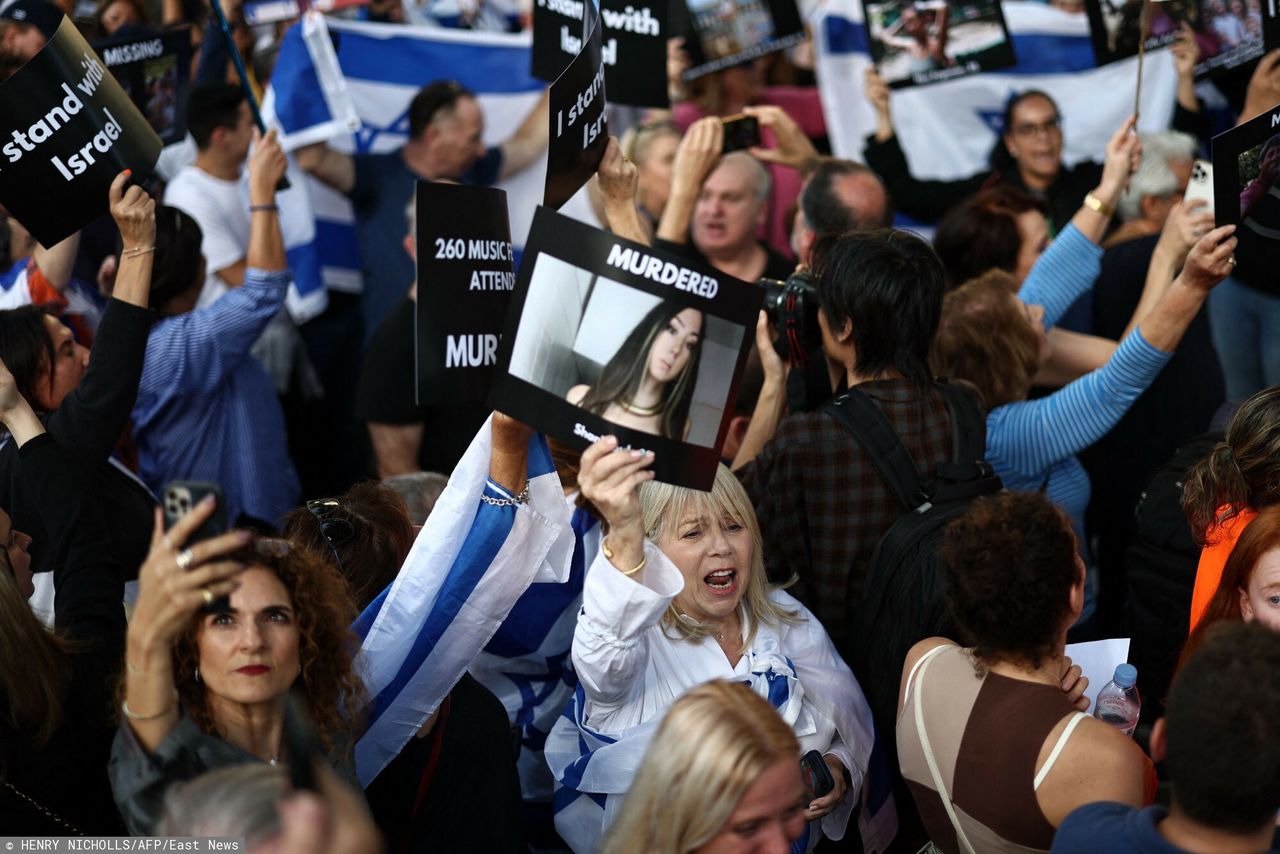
[568,300,705,441]
[547,441,881,853]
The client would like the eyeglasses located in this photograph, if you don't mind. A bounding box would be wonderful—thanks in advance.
[306,498,354,570]
[1010,117,1062,139]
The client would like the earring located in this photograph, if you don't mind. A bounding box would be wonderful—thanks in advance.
[194,666,201,683]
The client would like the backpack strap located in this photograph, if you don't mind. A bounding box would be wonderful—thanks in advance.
[822,388,929,512]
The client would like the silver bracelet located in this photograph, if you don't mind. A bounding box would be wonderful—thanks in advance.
[479,485,529,507]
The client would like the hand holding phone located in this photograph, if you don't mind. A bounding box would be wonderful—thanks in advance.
[721,114,761,154]
[801,749,835,802]
[163,481,228,610]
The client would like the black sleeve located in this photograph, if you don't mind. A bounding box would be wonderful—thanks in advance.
[45,299,154,466]
[862,133,990,223]
[17,433,125,657]
[1171,100,1212,144]
[355,298,422,424]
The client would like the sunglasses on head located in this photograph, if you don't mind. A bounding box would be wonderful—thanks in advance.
[306,498,354,568]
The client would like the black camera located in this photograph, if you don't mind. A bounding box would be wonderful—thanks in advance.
[760,271,821,371]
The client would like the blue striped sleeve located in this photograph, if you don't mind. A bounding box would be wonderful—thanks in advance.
[1017,224,1102,330]
[988,329,1171,476]
[138,268,290,397]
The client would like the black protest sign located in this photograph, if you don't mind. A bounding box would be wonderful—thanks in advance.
[532,0,669,107]
[94,28,192,147]
[415,182,515,405]
[862,0,1016,89]
[675,0,804,80]
[0,16,161,246]
[544,13,609,209]
[491,206,762,491]
[1211,104,1280,290]
[1085,0,1264,78]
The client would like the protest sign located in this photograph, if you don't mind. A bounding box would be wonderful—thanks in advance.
[675,0,805,80]
[532,0,669,106]
[0,16,161,246]
[1085,0,1265,78]
[94,28,191,146]
[415,181,515,405]
[1212,102,1280,288]
[244,0,370,25]
[544,10,608,209]
[491,206,761,490]
[863,0,1016,87]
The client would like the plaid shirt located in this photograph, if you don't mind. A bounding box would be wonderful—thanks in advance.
[738,379,955,643]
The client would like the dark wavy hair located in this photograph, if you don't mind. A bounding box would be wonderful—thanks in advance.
[578,301,704,440]
[941,491,1080,669]
[150,206,206,315]
[933,185,1047,289]
[0,305,56,413]
[280,482,416,612]
[1184,387,1280,544]
[172,543,363,754]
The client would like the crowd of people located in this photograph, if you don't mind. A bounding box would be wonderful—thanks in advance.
[3,0,1280,849]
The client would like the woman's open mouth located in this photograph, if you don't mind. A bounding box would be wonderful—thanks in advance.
[704,568,737,596]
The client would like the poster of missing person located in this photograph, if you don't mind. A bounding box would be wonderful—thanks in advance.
[94,28,191,147]
[415,181,515,405]
[0,16,162,247]
[862,0,1016,88]
[1084,0,1266,77]
[531,0,669,106]
[544,9,609,209]
[1211,105,1280,290]
[675,0,805,80]
[490,206,761,491]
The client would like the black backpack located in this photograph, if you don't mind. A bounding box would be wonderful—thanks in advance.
[822,381,1003,740]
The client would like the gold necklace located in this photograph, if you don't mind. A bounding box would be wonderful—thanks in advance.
[618,397,661,416]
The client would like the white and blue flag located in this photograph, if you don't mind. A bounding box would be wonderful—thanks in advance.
[352,419,576,785]
[814,0,1179,205]
[263,13,599,296]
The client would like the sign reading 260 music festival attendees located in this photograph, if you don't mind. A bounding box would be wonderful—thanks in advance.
[415,181,515,405]
[491,206,762,491]
[0,16,162,247]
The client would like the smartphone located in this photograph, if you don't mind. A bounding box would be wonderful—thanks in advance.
[800,749,834,801]
[1184,159,1214,217]
[721,114,761,154]
[163,481,227,610]
[284,691,320,793]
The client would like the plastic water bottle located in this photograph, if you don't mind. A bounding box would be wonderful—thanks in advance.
[1093,663,1140,737]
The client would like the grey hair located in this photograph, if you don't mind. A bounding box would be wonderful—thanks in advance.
[715,151,772,206]
[1118,131,1198,222]
[384,471,449,526]
[153,765,288,845]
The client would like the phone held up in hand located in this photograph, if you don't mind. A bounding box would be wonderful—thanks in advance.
[722,114,761,154]
[162,481,228,610]
[801,749,835,802]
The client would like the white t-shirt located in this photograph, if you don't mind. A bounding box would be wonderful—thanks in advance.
[164,166,250,309]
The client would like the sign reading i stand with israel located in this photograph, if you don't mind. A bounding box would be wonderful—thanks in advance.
[814,0,1179,224]
[263,12,600,301]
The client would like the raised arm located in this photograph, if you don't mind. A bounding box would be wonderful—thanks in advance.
[295,142,356,195]
[656,118,723,245]
[596,138,648,245]
[109,170,158,309]
[499,88,551,180]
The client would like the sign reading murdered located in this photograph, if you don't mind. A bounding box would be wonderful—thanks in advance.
[0,16,161,247]
[1211,102,1280,293]
[544,10,609,209]
[94,28,192,147]
[532,0,669,107]
[415,181,515,405]
[675,0,805,80]
[862,0,1016,88]
[490,206,762,491]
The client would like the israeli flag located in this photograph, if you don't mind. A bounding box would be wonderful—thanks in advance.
[263,13,599,296]
[814,0,1178,190]
[352,419,577,785]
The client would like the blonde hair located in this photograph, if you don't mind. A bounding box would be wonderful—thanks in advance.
[638,464,797,649]
[603,680,801,854]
